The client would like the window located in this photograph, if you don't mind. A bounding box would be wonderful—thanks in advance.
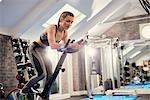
[42,3,86,34]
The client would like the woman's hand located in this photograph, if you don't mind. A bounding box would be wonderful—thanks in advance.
[57,43,80,53]
[69,42,82,49]
[66,40,85,53]
[57,39,85,53]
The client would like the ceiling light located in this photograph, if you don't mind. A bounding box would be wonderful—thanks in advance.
[141,25,150,39]
[0,0,2,2]
[129,51,141,59]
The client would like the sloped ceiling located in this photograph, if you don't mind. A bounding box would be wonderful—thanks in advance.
[0,0,41,34]
[0,0,147,41]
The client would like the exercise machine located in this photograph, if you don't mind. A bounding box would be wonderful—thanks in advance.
[6,39,79,100]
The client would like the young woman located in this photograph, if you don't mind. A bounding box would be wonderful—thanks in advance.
[21,11,82,94]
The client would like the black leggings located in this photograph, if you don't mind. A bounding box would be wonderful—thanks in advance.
[22,42,53,92]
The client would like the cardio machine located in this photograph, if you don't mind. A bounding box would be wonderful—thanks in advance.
[6,39,82,100]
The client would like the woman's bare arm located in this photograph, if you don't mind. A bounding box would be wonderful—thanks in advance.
[46,25,62,49]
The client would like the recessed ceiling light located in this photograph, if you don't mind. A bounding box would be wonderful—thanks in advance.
[141,25,150,39]
[0,0,2,2]
[129,51,141,59]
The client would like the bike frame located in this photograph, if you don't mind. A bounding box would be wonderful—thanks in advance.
[41,39,72,98]
[6,39,73,100]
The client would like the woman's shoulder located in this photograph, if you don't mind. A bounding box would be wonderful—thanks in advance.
[46,24,57,29]
[44,24,57,34]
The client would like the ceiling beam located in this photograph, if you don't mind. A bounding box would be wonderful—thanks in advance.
[70,0,131,39]
[11,0,59,37]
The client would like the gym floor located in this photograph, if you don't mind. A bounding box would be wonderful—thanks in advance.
[63,95,87,100]
[64,97,83,100]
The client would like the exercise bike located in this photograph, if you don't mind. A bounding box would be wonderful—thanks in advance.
[6,39,84,100]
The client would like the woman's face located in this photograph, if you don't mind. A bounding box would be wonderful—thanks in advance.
[60,15,74,30]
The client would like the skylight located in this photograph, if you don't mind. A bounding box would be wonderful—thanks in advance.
[42,4,86,33]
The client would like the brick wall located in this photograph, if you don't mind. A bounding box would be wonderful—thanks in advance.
[103,14,150,41]
[0,34,18,94]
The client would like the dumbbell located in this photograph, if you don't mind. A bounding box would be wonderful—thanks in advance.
[17,83,24,89]
[124,67,130,71]
[0,83,5,98]
[16,74,21,80]
[124,72,130,77]
[20,39,28,47]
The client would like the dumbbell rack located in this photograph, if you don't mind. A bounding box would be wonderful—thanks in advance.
[11,38,38,89]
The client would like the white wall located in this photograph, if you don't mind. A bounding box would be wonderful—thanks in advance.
[136,52,150,66]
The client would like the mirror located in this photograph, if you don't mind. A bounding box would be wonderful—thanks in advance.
[84,37,120,97]
[119,39,150,86]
